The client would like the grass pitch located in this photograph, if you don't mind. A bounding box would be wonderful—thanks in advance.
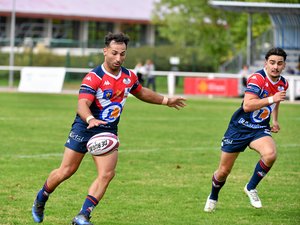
[0,92,299,225]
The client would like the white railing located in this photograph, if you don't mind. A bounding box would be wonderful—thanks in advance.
[0,66,299,102]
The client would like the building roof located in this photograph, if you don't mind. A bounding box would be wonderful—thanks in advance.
[0,0,155,24]
[209,1,300,14]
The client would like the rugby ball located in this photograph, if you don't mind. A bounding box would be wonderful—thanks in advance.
[87,132,119,156]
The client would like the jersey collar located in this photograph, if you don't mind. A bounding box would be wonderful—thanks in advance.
[101,64,122,79]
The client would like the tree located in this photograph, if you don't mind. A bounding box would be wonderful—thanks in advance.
[153,0,234,68]
[152,0,299,71]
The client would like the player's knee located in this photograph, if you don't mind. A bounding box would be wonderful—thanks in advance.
[216,168,231,180]
[263,151,277,165]
[58,166,78,180]
[98,170,115,184]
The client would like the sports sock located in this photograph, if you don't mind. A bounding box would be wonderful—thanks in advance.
[209,174,226,201]
[80,195,99,217]
[36,181,53,203]
[247,159,271,190]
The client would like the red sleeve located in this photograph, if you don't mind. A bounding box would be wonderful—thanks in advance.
[78,72,101,101]
[129,70,142,94]
[247,73,265,89]
[130,82,142,94]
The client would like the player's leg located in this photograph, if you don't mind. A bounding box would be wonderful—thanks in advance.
[32,148,84,223]
[146,77,150,88]
[204,151,239,212]
[244,135,276,208]
[152,77,156,91]
[249,135,277,187]
[72,150,118,225]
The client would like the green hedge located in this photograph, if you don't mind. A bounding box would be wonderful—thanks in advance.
[0,45,218,72]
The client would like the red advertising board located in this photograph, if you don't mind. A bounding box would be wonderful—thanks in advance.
[184,77,239,97]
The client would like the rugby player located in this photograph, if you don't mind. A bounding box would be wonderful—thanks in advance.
[204,47,289,212]
[32,32,186,225]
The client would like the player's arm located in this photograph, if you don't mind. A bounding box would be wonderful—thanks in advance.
[77,98,107,129]
[271,102,280,133]
[133,87,186,110]
[243,91,286,113]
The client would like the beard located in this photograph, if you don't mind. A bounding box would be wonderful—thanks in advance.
[108,61,121,72]
[270,73,281,80]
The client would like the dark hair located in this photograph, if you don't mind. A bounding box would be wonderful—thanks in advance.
[265,47,287,61]
[104,32,130,47]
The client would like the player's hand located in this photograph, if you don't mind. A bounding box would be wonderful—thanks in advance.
[273,91,286,103]
[271,122,280,133]
[167,96,187,110]
[87,119,107,129]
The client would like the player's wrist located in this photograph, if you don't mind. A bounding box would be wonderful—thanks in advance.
[86,115,95,124]
[267,96,274,104]
[161,96,168,105]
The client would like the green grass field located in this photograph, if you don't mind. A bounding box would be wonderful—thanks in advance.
[0,92,299,225]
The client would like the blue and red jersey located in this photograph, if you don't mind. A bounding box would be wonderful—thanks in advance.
[74,64,142,130]
[229,69,289,132]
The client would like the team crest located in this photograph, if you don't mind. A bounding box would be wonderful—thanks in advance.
[123,78,131,85]
[278,86,285,91]
[103,89,113,100]
[261,90,269,98]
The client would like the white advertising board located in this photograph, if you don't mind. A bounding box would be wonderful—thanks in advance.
[18,67,66,93]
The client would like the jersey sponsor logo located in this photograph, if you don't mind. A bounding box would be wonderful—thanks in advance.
[100,102,123,123]
[85,76,92,81]
[115,90,122,97]
[103,89,113,100]
[69,131,84,142]
[250,106,271,123]
[104,80,111,86]
[238,118,267,129]
[221,137,233,148]
[222,137,233,145]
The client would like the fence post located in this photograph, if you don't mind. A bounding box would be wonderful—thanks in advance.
[289,76,295,102]
[167,72,175,96]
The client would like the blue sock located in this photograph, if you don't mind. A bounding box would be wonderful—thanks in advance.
[247,160,271,190]
[80,195,99,217]
[209,174,226,201]
[36,181,53,203]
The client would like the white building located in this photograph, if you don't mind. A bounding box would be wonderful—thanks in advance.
[0,0,157,55]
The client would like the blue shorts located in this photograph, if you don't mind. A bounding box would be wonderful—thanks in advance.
[221,126,271,153]
[64,121,117,154]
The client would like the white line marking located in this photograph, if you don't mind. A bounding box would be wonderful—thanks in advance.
[17,153,63,158]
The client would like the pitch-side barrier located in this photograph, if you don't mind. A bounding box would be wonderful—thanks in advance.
[0,66,299,102]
